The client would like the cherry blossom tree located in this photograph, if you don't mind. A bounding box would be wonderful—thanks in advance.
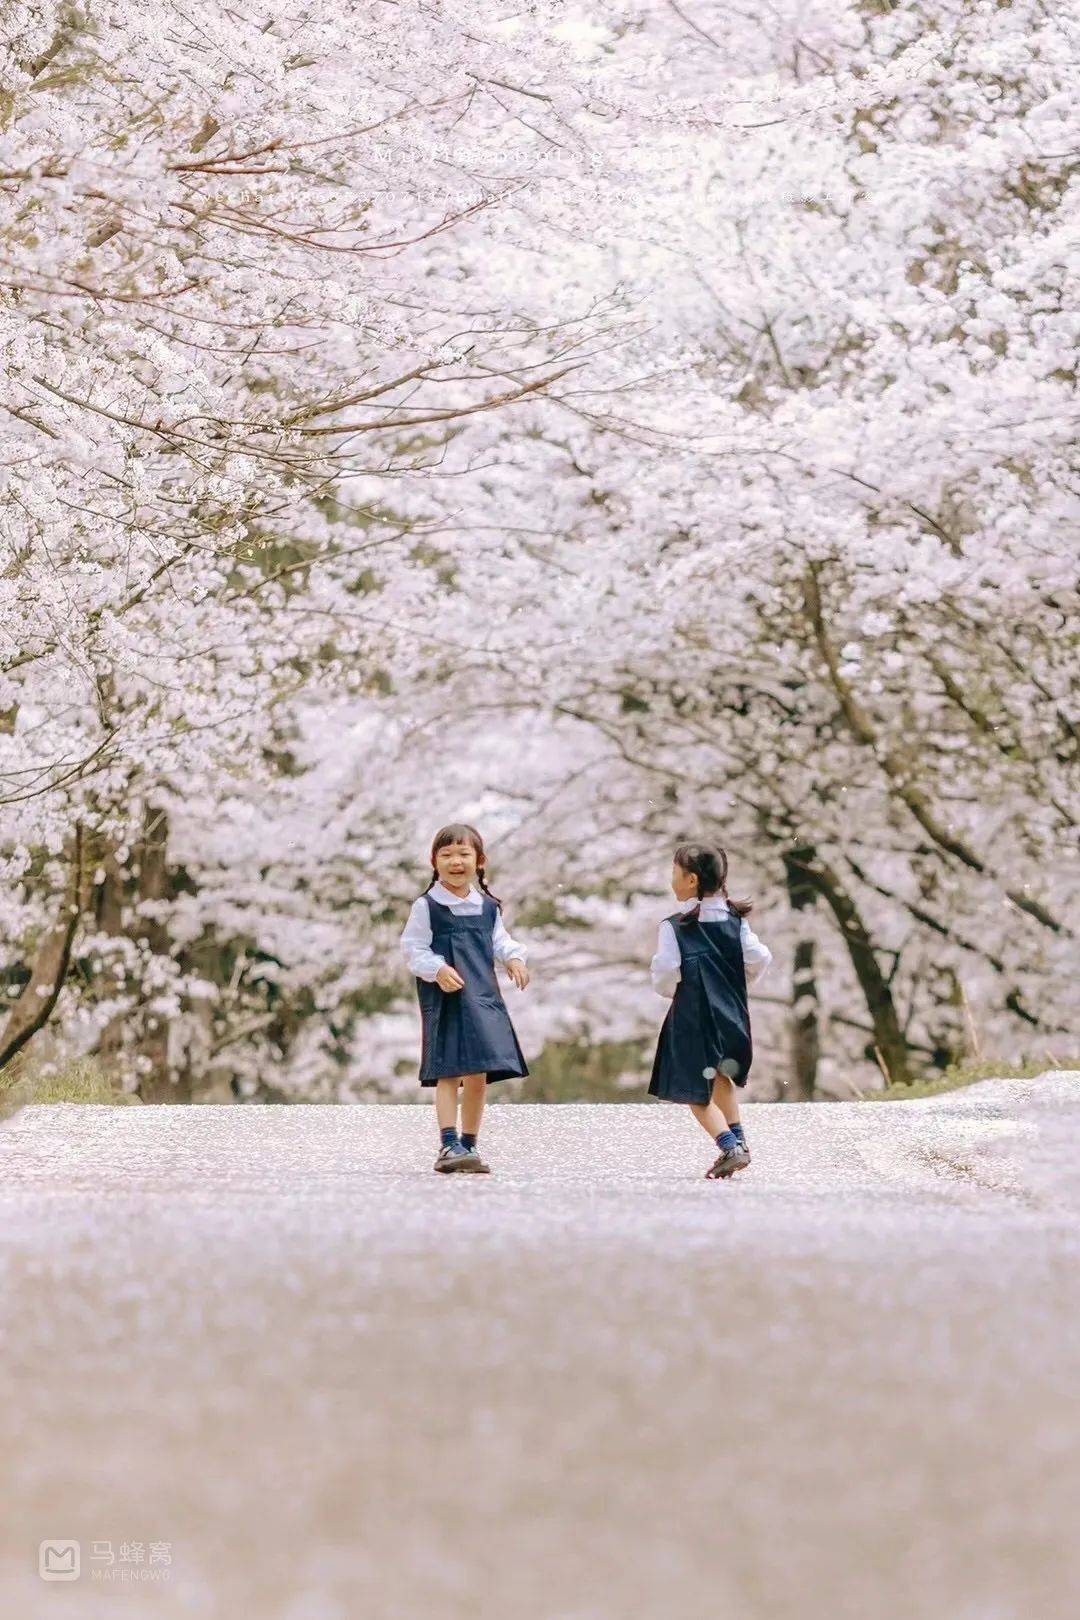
[1,0,1076,1099]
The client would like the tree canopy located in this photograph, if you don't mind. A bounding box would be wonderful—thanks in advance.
[2,0,1076,1099]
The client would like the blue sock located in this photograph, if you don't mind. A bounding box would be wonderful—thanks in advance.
[460,1133,477,1150]
[440,1126,460,1149]
[730,1122,746,1146]
[715,1129,738,1152]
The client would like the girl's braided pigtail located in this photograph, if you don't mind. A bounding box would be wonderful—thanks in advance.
[477,870,503,910]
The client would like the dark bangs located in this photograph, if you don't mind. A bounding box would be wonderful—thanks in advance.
[431,823,486,863]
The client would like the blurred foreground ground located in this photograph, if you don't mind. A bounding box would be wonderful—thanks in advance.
[1,1075,1078,1619]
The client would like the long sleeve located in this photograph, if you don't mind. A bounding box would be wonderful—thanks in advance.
[650,919,682,999]
[400,896,447,982]
[492,909,527,965]
[740,919,772,986]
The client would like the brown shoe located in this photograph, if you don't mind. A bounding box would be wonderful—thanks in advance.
[434,1143,472,1173]
[705,1145,750,1180]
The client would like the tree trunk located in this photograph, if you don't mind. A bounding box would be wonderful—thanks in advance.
[94,807,192,1102]
[133,806,189,1103]
[789,848,916,1087]
[789,937,820,1101]
[783,845,820,1101]
[0,825,89,1072]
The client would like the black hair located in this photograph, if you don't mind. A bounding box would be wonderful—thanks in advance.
[425,822,502,909]
[672,841,753,921]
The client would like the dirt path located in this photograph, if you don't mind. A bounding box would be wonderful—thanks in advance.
[2,1075,1078,1619]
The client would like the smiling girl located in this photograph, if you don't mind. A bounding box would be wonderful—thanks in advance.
[400,823,530,1174]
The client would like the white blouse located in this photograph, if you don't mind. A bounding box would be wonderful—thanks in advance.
[400,881,528,982]
[650,895,772,999]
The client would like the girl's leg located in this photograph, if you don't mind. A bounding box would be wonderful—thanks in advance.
[459,1073,486,1139]
[694,1092,746,1181]
[689,1100,729,1139]
[712,1075,749,1162]
[712,1075,741,1125]
[435,1078,460,1133]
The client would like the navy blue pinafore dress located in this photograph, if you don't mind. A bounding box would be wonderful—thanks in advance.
[649,909,753,1104]
[415,893,530,1086]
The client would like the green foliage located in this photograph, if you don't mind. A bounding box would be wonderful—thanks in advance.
[513,896,593,930]
[505,1036,650,1102]
[1,1058,139,1108]
[867,1057,1078,1102]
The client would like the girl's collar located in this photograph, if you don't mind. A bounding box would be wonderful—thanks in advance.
[432,879,480,902]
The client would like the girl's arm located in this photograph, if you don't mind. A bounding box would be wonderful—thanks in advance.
[400,897,448,982]
[492,910,527,964]
[650,919,681,998]
[740,919,773,986]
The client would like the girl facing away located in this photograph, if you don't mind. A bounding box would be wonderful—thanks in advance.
[649,842,772,1179]
[400,823,530,1174]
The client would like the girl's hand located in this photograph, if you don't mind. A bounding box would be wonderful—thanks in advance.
[435,965,465,992]
[505,959,530,990]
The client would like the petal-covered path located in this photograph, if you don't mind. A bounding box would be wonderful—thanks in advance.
[2,1076,1078,1619]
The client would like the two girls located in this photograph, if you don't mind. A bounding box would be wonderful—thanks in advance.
[401,827,770,1180]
